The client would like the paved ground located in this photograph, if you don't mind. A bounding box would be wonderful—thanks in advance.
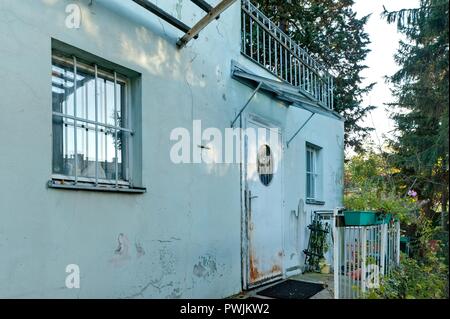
[230,272,334,299]
[290,273,334,299]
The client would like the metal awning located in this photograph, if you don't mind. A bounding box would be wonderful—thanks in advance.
[231,66,344,122]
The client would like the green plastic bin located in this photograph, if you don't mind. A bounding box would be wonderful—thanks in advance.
[343,211,378,226]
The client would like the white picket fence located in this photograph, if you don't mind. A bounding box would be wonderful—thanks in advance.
[332,210,400,299]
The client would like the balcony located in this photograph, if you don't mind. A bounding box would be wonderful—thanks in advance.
[241,0,334,110]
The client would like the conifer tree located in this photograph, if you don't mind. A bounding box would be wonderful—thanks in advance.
[383,0,449,226]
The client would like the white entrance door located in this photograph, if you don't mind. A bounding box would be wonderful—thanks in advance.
[245,119,283,287]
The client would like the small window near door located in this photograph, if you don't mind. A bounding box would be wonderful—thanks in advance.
[257,144,273,186]
[306,143,323,204]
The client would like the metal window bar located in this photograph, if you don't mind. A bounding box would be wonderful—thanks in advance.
[104,79,108,179]
[73,56,78,184]
[94,65,99,185]
[63,69,68,169]
[84,76,89,168]
[52,54,127,85]
[52,113,133,134]
[114,72,119,187]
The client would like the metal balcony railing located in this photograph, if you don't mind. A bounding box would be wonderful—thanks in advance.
[241,0,334,110]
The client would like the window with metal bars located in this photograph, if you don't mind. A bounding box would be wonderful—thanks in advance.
[51,51,133,188]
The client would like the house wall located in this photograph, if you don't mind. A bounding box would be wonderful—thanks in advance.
[0,0,343,298]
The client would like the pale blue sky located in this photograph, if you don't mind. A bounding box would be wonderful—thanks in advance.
[352,0,420,152]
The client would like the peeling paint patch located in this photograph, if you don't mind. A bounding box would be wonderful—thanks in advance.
[135,241,145,257]
[167,287,182,299]
[193,254,217,278]
[271,264,282,273]
[160,246,176,275]
[115,233,129,255]
[109,233,131,267]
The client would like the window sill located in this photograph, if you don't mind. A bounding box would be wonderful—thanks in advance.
[306,199,325,206]
[47,180,146,194]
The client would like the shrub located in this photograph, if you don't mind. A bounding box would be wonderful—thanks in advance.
[366,251,449,299]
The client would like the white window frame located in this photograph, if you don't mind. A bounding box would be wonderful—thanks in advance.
[51,52,134,189]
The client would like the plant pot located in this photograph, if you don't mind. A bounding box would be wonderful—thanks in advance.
[343,211,378,226]
[320,263,331,274]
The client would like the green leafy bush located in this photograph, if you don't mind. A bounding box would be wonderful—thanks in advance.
[366,252,448,299]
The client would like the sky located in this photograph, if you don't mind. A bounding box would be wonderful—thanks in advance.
[352,0,420,152]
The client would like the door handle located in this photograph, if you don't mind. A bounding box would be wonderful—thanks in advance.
[249,190,258,200]
[248,190,258,213]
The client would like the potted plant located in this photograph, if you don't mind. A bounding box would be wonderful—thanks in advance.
[343,191,408,226]
[319,258,331,274]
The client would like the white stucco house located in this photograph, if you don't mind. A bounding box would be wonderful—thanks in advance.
[0,0,344,298]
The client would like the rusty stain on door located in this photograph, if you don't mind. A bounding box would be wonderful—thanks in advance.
[245,120,283,287]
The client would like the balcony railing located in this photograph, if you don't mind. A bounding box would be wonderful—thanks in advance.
[241,0,334,110]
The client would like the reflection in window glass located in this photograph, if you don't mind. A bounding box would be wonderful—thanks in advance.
[257,144,273,186]
[51,52,129,184]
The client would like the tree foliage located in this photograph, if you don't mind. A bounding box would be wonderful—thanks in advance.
[251,0,375,152]
[382,0,449,224]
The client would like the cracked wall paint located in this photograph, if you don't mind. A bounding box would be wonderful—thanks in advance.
[175,0,183,20]
[193,254,218,279]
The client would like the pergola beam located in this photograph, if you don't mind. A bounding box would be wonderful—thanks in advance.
[177,0,237,48]
[190,0,220,19]
[191,0,213,13]
[132,0,194,35]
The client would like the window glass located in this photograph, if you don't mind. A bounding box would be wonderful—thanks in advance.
[306,146,319,200]
[257,144,273,186]
[51,53,129,184]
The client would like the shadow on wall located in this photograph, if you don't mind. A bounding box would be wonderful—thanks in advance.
[40,0,212,87]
